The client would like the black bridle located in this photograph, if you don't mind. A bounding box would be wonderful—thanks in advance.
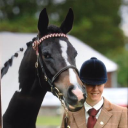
[32,33,79,98]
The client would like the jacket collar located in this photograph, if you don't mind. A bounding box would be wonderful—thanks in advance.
[71,97,113,128]
[103,97,112,111]
[71,107,87,128]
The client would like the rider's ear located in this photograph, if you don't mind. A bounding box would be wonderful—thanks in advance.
[38,8,49,35]
[60,8,74,34]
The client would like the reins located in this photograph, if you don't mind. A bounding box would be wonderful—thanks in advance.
[32,33,79,128]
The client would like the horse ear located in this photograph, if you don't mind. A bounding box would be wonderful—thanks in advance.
[60,8,74,34]
[38,8,49,34]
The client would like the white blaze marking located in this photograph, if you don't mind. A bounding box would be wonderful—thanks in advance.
[59,40,80,89]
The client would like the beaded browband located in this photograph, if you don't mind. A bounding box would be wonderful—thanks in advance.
[32,33,68,55]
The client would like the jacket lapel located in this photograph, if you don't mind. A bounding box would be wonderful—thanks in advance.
[70,97,113,128]
[72,107,87,128]
[94,108,112,128]
[94,98,113,128]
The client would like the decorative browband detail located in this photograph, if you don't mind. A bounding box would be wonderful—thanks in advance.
[32,33,68,53]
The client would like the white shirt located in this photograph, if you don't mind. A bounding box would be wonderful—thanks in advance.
[84,97,104,123]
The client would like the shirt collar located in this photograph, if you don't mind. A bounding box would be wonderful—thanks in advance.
[84,97,104,112]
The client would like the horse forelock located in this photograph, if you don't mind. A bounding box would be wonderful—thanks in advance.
[47,25,62,33]
[38,25,63,38]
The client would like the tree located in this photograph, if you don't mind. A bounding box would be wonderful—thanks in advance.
[54,0,124,55]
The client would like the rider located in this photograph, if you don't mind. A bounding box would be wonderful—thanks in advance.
[61,57,127,128]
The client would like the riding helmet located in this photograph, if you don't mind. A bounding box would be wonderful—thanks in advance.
[80,57,107,85]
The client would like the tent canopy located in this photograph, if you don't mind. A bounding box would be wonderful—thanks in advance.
[0,32,118,72]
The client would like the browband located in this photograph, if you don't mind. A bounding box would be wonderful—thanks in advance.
[32,33,68,53]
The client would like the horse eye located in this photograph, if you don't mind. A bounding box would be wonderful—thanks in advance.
[43,52,52,59]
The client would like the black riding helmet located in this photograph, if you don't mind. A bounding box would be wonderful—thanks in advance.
[80,57,107,85]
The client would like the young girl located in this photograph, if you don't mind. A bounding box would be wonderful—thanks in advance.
[61,57,127,128]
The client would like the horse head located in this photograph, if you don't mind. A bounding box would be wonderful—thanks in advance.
[36,8,86,111]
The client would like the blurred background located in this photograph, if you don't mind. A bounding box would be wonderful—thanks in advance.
[0,0,128,128]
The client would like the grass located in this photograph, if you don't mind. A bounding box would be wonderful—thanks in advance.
[36,116,62,126]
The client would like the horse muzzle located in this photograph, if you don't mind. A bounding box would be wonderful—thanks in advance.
[64,85,86,111]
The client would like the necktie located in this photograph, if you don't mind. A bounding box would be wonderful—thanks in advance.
[87,108,99,128]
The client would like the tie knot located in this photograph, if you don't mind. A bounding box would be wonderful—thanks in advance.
[88,108,98,116]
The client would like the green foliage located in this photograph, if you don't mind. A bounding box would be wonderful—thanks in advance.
[106,47,128,87]
[0,16,37,32]
[0,0,127,86]
[116,51,128,87]
[58,0,124,55]
[1,0,38,20]
[0,0,124,54]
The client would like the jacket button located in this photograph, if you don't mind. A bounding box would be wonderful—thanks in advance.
[100,121,104,125]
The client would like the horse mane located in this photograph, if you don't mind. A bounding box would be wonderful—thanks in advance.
[1,37,37,78]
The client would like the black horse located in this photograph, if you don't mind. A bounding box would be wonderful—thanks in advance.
[1,8,86,128]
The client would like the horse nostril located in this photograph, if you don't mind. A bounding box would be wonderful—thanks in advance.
[68,85,74,91]
[68,86,77,100]
[67,85,78,105]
